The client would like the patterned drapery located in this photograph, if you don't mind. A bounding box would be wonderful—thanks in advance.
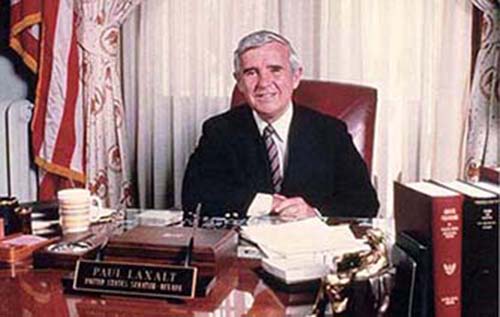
[76,0,141,208]
[466,0,500,177]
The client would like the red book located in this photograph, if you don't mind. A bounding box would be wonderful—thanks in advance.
[432,180,499,317]
[480,166,500,184]
[394,181,463,317]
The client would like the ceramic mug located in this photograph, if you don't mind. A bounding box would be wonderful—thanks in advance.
[57,188,104,233]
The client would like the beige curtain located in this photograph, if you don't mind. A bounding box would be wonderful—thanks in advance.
[76,0,141,208]
[282,1,472,221]
[122,0,472,219]
[465,0,500,176]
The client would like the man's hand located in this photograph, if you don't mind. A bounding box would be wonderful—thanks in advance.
[271,194,316,220]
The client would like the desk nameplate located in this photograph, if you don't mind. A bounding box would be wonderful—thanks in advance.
[73,259,197,299]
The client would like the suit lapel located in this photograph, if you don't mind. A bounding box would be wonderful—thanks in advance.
[234,106,274,193]
[282,106,315,193]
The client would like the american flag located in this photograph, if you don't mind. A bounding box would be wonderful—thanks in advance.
[10,0,85,200]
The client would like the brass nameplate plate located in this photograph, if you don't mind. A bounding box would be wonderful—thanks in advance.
[73,259,197,299]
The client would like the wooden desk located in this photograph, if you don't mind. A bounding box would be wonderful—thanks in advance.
[0,259,319,317]
[0,259,385,317]
[0,210,386,317]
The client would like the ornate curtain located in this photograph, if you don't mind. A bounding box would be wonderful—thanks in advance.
[76,0,141,208]
[466,0,500,176]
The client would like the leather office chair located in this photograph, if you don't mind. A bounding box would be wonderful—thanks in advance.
[230,79,377,174]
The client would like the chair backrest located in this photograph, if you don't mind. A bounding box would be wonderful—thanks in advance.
[230,79,377,173]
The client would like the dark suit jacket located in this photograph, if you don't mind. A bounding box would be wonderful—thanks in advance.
[182,104,379,218]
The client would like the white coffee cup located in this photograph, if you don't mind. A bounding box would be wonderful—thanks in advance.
[57,188,104,233]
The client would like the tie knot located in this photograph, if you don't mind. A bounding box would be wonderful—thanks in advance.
[263,125,276,138]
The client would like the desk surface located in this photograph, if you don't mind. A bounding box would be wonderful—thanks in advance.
[0,210,387,317]
[1,259,330,317]
[0,259,385,317]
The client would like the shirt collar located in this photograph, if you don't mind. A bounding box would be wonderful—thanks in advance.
[252,102,293,142]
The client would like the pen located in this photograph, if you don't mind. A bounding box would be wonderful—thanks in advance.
[184,203,201,267]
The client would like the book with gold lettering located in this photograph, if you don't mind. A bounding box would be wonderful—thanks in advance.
[394,181,463,317]
[104,226,238,278]
[431,180,499,317]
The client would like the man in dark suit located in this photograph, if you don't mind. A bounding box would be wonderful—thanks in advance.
[182,30,379,219]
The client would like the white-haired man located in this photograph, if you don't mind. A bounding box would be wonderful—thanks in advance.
[182,30,379,219]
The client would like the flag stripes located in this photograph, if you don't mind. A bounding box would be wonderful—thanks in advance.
[9,0,41,72]
[10,0,85,200]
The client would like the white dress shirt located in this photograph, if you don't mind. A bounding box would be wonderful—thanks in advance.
[251,102,293,177]
[248,103,293,217]
[247,103,322,219]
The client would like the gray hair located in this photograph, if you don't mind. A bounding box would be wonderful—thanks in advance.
[233,30,302,75]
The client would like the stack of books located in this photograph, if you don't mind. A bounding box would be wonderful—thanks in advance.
[393,176,499,317]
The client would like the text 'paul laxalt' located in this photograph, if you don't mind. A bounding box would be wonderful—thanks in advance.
[74,260,197,298]
[84,267,183,291]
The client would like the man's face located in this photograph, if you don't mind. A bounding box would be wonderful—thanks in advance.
[235,41,302,123]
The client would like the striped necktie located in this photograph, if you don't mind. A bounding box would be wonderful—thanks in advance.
[263,124,282,193]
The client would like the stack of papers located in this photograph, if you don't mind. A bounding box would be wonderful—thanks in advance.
[241,217,370,283]
[261,256,330,284]
[241,217,369,258]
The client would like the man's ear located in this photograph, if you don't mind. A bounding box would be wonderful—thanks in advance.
[234,72,245,92]
[292,67,303,90]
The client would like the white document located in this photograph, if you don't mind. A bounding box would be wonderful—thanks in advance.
[241,217,369,259]
[247,193,273,217]
[136,210,183,226]
[244,217,370,284]
[262,256,329,284]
